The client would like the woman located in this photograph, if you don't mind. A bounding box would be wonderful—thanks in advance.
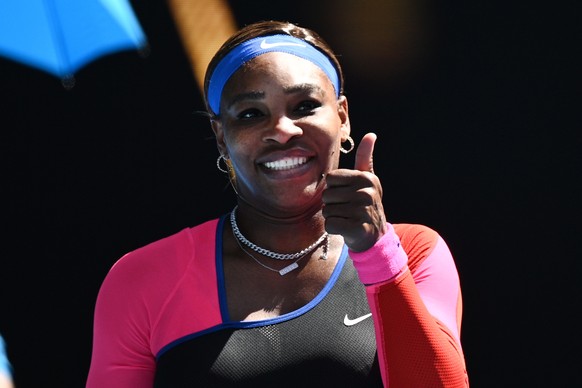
[87,20,468,387]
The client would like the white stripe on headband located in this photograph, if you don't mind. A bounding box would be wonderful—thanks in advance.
[207,34,340,115]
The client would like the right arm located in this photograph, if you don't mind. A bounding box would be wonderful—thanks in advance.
[86,256,157,388]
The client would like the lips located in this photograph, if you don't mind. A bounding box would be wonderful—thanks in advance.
[262,156,308,171]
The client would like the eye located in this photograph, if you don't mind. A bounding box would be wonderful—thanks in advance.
[237,108,263,120]
[295,100,321,115]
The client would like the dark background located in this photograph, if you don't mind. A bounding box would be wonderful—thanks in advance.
[1,1,580,387]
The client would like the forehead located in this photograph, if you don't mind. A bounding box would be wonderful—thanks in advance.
[224,52,333,94]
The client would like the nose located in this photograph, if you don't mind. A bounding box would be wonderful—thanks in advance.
[263,115,303,144]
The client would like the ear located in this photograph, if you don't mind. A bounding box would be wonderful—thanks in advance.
[337,95,351,140]
[211,119,228,156]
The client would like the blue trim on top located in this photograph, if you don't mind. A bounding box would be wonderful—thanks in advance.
[156,323,232,359]
[215,214,230,321]
[156,218,349,359]
[227,245,348,329]
[217,226,349,328]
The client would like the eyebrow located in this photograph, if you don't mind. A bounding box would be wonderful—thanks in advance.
[226,90,265,110]
[225,83,327,110]
[283,83,326,97]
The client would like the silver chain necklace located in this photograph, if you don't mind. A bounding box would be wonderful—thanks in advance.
[230,206,329,261]
[236,239,329,276]
[234,234,328,275]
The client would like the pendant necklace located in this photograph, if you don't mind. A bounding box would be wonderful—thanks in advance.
[234,231,329,275]
[230,206,329,275]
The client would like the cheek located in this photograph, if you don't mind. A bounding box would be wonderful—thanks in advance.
[312,113,343,141]
[223,129,249,154]
[224,136,254,172]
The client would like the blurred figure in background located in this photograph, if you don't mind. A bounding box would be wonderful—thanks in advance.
[0,335,14,388]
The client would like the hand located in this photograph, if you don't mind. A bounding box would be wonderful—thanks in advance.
[322,133,387,252]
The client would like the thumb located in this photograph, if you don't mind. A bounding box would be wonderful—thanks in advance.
[354,132,377,173]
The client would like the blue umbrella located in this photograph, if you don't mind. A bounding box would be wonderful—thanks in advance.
[0,0,147,84]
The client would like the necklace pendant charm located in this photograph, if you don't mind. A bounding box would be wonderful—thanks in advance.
[279,262,299,276]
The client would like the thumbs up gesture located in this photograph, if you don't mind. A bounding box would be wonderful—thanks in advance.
[322,133,387,252]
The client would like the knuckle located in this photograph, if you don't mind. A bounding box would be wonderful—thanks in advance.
[355,188,375,204]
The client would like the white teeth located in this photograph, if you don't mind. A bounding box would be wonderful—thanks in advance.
[263,157,308,170]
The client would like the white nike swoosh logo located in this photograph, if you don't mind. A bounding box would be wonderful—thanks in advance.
[260,39,306,49]
[343,313,372,326]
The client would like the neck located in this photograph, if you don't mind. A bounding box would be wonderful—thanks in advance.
[232,201,326,255]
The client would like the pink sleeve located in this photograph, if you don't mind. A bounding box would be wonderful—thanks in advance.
[412,236,463,344]
[86,254,157,388]
[87,221,221,388]
[352,224,468,387]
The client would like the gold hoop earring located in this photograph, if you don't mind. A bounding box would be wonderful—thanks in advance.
[340,136,355,154]
[217,155,239,192]
[216,154,229,173]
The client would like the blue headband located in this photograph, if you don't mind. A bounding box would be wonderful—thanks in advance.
[207,34,340,115]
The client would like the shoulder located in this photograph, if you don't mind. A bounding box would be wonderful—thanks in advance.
[393,223,442,272]
[90,219,222,364]
[393,223,439,247]
[103,219,220,295]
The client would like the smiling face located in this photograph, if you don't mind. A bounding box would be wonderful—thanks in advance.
[212,52,350,216]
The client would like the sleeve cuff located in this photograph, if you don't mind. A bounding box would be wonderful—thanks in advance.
[348,223,408,285]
